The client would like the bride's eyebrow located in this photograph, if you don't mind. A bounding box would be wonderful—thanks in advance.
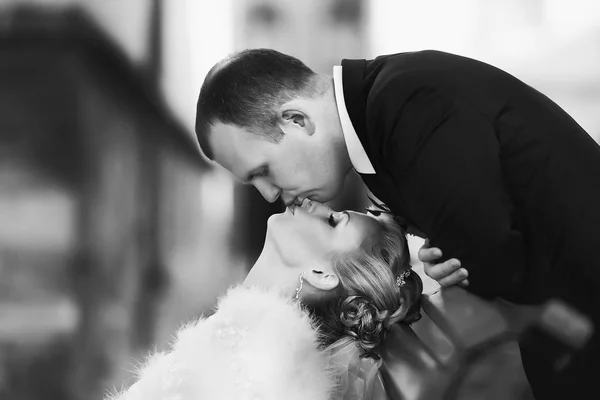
[343,211,350,225]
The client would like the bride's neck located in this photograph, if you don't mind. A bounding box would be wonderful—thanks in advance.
[252,245,285,271]
[243,243,293,293]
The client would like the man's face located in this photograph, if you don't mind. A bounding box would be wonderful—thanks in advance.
[209,122,350,205]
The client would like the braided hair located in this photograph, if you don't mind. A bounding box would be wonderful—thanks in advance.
[308,211,423,359]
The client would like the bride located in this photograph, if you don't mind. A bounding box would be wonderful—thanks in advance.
[107,199,424,400]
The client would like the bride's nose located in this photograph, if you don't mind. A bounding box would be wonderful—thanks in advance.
[302,199,332,217]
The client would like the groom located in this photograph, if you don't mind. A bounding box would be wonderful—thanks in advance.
[195,48,600,398]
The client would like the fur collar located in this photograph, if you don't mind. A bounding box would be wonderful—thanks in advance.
[107,285,336,400]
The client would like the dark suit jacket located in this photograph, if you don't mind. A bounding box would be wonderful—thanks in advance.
[341,51,600,396]
[341,50,600,317]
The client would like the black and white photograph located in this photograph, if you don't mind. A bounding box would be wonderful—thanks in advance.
[1,1,599,399]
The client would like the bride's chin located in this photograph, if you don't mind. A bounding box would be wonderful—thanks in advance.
[267,210,288,225]
[265,215,280,239]
[266,213,278,227]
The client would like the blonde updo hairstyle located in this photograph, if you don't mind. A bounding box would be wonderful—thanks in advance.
[308,212,423,359]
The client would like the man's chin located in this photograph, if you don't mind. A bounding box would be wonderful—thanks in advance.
[293,186,341,205]
[313,189,340,204]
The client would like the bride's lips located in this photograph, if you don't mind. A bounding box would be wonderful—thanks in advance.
[285,199,312,216]
[301,198,314,212]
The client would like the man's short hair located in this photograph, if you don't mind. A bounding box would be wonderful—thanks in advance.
[195,49,319,160]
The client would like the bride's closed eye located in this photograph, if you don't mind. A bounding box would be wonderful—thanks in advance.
[328,213,338,227]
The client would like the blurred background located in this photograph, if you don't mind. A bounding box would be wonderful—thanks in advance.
[0,0,599,399]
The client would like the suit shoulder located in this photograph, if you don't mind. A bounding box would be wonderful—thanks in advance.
[366,61,447,116]
[364,55,456,154]
[367,50,507,111]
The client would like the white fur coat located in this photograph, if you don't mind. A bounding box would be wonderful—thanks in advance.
[107,285,336,400]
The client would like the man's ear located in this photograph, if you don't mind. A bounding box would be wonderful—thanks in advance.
[280,109,315,135]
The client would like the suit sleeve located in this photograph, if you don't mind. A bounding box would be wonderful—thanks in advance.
[372,83,527,300]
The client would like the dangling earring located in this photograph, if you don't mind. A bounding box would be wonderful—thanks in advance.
[295,273,304,300]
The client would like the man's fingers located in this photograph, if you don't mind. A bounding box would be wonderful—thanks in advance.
[418,246,443,263]
[424,258,463,280]
[418,241,468,288]
[435,269,469,288]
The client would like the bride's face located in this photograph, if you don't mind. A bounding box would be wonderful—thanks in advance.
[265,199,381,267]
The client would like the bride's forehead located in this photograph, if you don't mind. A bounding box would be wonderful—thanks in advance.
[346,211,382,234]
[348,210,379,222]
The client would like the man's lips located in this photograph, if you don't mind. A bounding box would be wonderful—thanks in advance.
[291,196,307,206]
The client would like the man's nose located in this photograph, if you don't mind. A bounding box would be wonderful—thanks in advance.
[254,181,281,203]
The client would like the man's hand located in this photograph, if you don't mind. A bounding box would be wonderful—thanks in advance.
[418,239,469,288]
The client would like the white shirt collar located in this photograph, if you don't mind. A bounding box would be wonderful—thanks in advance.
[333,65,376,175]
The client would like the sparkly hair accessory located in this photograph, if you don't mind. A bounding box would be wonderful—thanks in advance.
[396,269,411,288]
